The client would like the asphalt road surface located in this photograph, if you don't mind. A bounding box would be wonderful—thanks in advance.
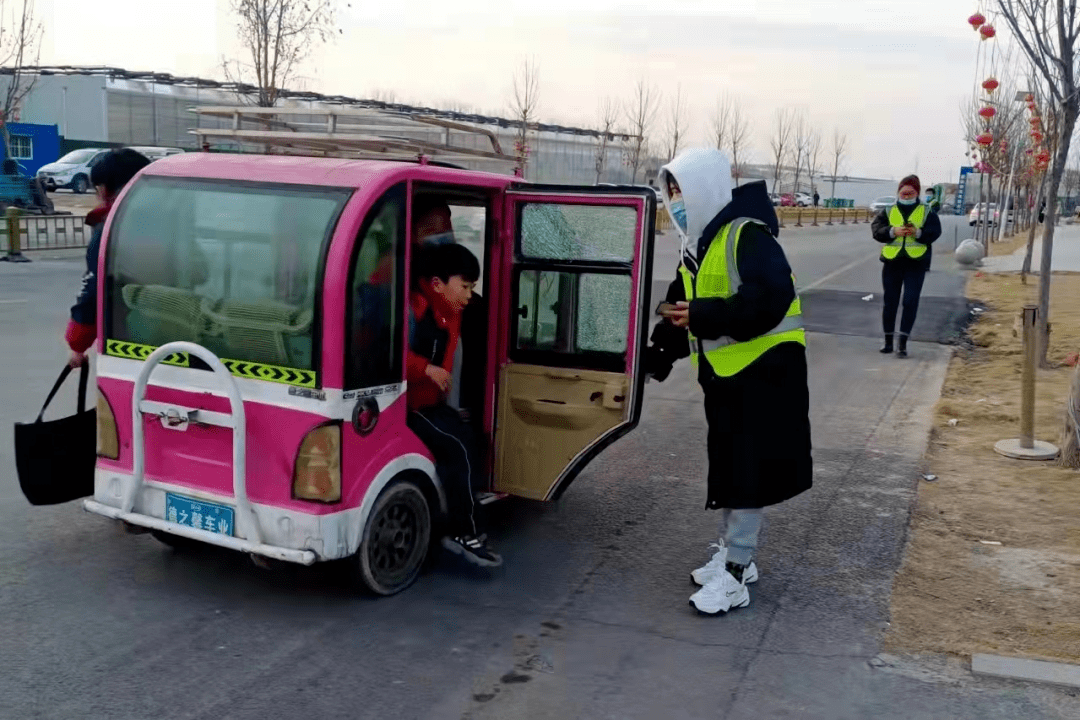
[2,216,1076,719]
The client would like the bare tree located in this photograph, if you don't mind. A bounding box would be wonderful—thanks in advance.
[665,84,689,161]
[770,108,795,194]
[711,93,732,152]
[0,0,43,131]
[510,57,540,177]
[594,97,620,184]
[728,103,751,186]
[224,0,341,107]
[996,0,1080,366]
[829,128,849,201]
[806,128,824,202]
[788,110,810,195]
[370,89,398,104]
[624,78,660,183]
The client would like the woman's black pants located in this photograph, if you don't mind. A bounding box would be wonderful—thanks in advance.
[882,262,927,336]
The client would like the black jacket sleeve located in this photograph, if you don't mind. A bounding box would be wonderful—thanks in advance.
[70,224,102,326]
[916,209,942,245]
[644,269,691,380]
[871,210,894,244]
[685,224,796,343]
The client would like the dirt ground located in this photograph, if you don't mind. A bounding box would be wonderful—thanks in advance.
[885,266,1080,663]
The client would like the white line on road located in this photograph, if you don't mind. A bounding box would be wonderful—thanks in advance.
[0,299,28,304]
[799,254,875,292]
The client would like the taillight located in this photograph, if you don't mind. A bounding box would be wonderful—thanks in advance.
[292,423,342,503]
[97,389,119,460]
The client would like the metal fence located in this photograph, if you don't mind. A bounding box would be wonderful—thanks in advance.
[2,214,93,251]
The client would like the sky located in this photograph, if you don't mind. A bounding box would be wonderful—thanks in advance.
[33,0,1019,183]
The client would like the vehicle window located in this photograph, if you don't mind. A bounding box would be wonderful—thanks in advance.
[106,177,350,375]
[59,149,99,165]
[517,270,630,354]
[520,203,636,262]
[513,202,640,370]
[347,183,405,389]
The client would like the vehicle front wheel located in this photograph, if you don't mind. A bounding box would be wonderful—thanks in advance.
[350,478,431,596]
[72,175,89,194]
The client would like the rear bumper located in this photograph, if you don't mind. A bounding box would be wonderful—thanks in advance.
[87,469,364,563]
[83,499,317,565]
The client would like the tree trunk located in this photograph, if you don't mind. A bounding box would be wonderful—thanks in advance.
[1060,362,1080,469]
[1037,101,1080,367]
[1022,175,1047,282]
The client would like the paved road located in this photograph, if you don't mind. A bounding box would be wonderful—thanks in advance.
[2,217,1075,719]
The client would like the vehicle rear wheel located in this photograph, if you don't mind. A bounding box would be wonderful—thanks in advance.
[351,479,431,596]
[72,175,89,194]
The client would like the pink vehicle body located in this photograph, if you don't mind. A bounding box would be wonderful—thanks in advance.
[85,152,656,594]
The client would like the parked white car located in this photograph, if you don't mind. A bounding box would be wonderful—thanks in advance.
[969,203,999,226]
[127,146,185,162]
[36,148,111,193]
[870,196,897,213]
[791,192,813,207]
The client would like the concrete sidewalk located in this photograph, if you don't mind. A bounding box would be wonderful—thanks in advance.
[981,223,1080,273]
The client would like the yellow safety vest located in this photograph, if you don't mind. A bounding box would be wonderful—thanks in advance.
[678,217,806,378]
[882,204,929,260]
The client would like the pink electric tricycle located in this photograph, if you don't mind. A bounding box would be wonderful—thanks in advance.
[85,107,656,594]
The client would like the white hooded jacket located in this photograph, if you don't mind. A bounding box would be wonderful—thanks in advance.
[657,149,734,273]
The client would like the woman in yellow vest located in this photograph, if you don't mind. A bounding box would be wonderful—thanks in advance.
[644,148,813,616]
[870,175,942,357]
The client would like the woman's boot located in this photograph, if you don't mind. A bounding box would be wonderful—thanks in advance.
[897,334,908,358]
[880,333,894,354]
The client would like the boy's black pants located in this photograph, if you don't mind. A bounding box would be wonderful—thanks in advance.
[407,404,481,537]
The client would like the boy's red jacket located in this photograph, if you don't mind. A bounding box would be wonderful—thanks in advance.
[406,284,462,412]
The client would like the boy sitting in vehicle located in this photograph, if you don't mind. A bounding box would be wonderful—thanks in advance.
[407,242,501,568]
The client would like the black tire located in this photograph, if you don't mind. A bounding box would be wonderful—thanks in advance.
[351,479,431,596]
[72,175,89,194]
[151,529,203,552]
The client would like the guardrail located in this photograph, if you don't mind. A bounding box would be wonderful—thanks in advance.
[0,212,92,253]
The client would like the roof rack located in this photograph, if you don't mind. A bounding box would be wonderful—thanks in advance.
[189,106,521,168]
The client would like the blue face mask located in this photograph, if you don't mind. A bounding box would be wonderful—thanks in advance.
[898,197,917,206]
[670,200,688,232]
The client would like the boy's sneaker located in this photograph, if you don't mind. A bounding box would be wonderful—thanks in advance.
[689,568,750,615]
[690,542,758,586]
[442,535,503,568]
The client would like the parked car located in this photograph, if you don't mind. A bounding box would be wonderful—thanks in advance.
[127,146,185,162]
[870,196,897,213]
[36,148,111,193]
[969,203,999,226]
[769,192,782,206]
[791,192,812,207]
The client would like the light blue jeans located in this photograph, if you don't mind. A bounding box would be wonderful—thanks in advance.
[720,509,763,566]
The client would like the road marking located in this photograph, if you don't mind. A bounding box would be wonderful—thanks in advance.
[799,254,875,292]
[0,299,28,304]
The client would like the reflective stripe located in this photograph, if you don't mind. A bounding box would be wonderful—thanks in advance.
[701,314,806,351]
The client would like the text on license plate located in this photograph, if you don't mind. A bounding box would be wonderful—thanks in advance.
[165,493,234,536]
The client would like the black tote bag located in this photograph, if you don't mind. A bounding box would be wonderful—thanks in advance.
[14,364,97,505]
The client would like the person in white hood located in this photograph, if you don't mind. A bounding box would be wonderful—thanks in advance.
[645,148,813,615]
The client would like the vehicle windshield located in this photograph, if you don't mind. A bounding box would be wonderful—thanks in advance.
[56,149,102,165]
[105,177,351,374]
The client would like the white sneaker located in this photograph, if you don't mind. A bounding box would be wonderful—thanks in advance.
[690,543,759,586]
[689,569,750,615]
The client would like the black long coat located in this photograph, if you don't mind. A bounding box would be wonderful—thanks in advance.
[647,181,813,510]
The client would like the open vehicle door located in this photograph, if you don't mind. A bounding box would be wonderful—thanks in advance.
[494,186,655,500]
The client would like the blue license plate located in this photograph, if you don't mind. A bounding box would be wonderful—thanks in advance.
[165,493,234,537]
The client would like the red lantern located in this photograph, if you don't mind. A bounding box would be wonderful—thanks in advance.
[1031,130,1044,142]
[979,106,996,119]
[1037,151,1051,164]
[1030,116,1041,126]
[1025,93,1035,102]
[969,12,986,30]
[980,24,997,40]
[977,132,994,146]
[982,77,999,93]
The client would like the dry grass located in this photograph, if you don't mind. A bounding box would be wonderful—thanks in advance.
[885,272,1080,663]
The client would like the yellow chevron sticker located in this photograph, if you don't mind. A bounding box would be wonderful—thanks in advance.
[220,358,316,388]
[105,339,189,367]
[104,338,316,388]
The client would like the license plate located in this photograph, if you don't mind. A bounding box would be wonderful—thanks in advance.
[165,493,234,537]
